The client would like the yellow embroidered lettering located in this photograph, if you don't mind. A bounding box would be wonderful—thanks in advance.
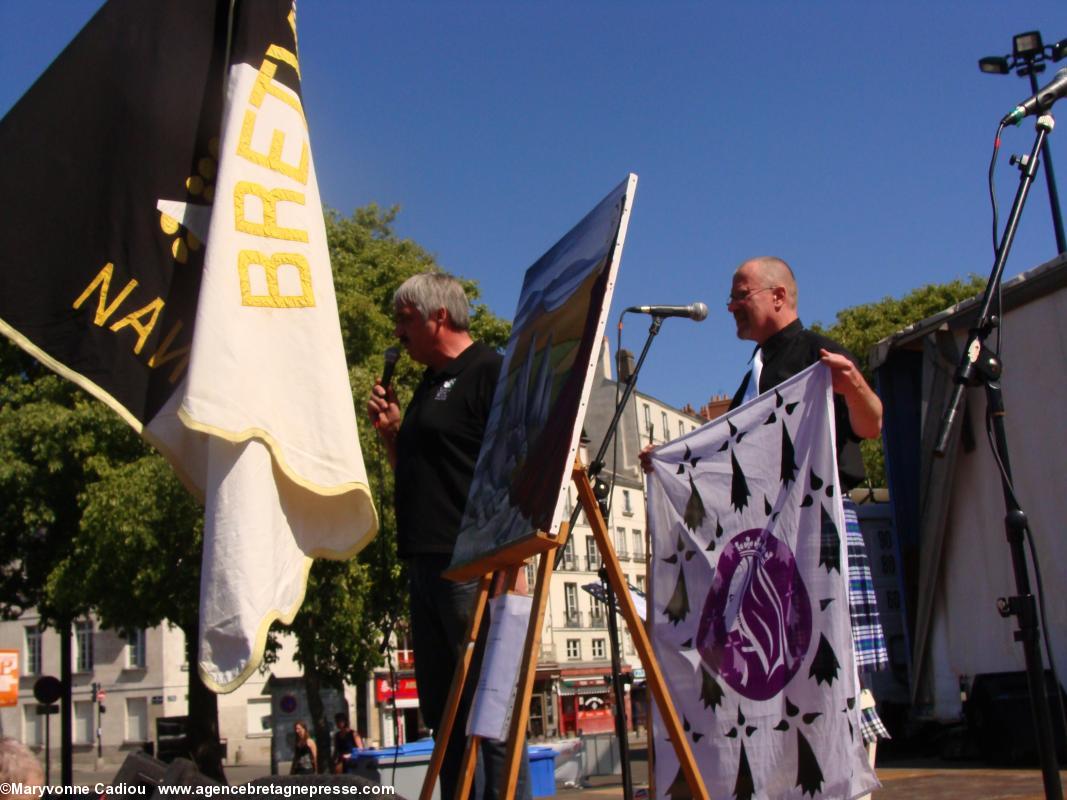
[147,319,191,384]
[109,298,165,355]
[72,262,138,325]
[235,53,308,184]
[267,44,300,78]
[286,9,298,55]
[238,251,315,308]
[233,181,308,243]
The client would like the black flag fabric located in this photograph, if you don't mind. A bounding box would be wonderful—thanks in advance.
[0,0,377,692]
[0,0,225,422]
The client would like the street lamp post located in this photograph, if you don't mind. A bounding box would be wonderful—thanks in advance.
[980,31,1067,254]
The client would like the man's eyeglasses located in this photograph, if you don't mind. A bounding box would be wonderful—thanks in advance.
[726,287,776,306]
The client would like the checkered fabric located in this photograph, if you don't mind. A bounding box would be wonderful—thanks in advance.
[860,705,891,744]
[844,499,889,671]
[844,498,890,743]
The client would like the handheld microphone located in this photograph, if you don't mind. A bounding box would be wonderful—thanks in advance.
[1002,66,1067,126]
[381,347,401,389]
[625,302,708,321]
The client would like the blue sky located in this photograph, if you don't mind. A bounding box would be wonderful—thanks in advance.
[2,1,1065,410]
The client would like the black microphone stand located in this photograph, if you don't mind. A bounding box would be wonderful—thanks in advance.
[934,113,1063,800]
[559,314,665,553]
[598,561,635,800]
[556,313,667,798]
[379,612,402,787]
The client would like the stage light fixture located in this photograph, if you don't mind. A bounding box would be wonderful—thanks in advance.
[1012,31,1044,60]
[979,56,1010,75]
[979,29,1066,254]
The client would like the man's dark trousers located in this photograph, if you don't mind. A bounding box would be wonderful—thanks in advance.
[409,554,532,800]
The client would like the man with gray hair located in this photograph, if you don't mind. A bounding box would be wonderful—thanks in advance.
[368,271,530,800]
[0,737,44,799]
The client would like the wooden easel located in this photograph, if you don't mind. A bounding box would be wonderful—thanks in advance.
[419,460,710,800]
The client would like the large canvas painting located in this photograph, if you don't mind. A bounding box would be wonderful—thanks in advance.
[450,174,637,569]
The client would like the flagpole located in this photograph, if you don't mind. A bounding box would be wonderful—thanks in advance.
[222,0,236,96]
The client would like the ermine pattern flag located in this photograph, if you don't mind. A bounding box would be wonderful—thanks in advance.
[646,364,878,799]
[0,0,376,692]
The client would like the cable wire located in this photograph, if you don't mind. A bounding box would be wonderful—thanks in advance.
[983,376,1067,752]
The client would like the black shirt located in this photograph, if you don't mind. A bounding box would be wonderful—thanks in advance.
[394,341,502,558]
[729,319,867,491]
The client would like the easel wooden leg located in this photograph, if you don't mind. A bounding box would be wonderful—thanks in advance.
[457,734,481,799]
[574,466,710,800]
[420,574,492,800]
[498,524,565,799]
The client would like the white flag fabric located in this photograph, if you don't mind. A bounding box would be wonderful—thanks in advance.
[646,364,878,799]
[146,5,377,692]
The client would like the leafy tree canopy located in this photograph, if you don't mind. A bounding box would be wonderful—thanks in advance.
[811,275,987,486]
[0,202,510,774]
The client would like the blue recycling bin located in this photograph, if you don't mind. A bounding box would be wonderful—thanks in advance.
[528,745,557,798]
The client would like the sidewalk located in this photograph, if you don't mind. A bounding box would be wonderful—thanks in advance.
[67,755,1067,799]
[556,763,1067,800]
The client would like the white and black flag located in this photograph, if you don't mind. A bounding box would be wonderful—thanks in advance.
[646,364,878,799]
[0,0,377,692]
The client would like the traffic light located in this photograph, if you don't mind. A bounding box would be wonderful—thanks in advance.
[91,682,106,712]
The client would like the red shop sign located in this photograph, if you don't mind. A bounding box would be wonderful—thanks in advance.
[376,677,419,703]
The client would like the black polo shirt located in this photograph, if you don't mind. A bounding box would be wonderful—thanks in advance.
[729,319,868,490]
[394,341,502,558]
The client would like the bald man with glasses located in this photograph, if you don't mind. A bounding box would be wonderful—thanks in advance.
[726,255,891,757]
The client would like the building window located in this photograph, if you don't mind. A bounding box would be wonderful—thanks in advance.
[615,527,629,559]
[590,597,605,624]
[635,575,646,595]
[643,404,652,442]
[564,583,580,627]
[632,529,644,560]
[622,490,633,516]
[246,697,272,737]
[592,639,606,660]
[625,633,636,655]
[566,639,581,660]
[74,700,94,744]
[525,562,536,590]
[23,704,44,747]
[75,620,94,672]
[661,412,669,441]
[126,697,148,742]
[678,420,685,438]
[585,537,598,572]
[564,488,572,513]
[561,536,576,570]
[126,629,146,669]
[25,626,41,676]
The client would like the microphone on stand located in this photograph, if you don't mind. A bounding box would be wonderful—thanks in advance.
[381,347,401,389]
[625,302,708,321]
[1002,66,1067,126]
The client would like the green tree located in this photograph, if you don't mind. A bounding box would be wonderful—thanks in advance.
[1,203,509,777]
[48,453,235,780]
[0,347,144,623]
[811,275,987,486]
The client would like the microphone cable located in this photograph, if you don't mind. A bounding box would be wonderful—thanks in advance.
[983,119,1067,742]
